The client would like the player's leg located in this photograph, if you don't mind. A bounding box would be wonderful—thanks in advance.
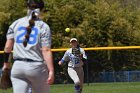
[76,67,84,93]
[32,82,50,93]
[11,61,29,93]
[11,77,29,93]
[27,62,49,93]
[27,87,32,93]
[68,67,81,93]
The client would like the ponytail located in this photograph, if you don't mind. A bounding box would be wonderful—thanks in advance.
[23,12,36,47]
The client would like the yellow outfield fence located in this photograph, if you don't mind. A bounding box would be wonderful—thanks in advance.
[0,46,140,54]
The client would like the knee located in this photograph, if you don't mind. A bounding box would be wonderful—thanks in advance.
[74,80,80,85]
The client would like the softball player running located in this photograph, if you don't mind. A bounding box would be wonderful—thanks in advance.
[2,0,54,93]
[58,38,87,93]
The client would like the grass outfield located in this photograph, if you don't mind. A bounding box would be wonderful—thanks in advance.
[0,82,140,93]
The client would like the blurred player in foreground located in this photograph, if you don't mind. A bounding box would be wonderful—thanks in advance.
[58,38,87,93]
[2,0,54,93]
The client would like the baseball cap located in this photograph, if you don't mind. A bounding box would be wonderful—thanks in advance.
[70,38,78,42]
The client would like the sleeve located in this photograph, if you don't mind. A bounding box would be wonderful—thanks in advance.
[6,20,18,39]
[60,51,70,63]
[80,48,87,60]
[40,24,51,48]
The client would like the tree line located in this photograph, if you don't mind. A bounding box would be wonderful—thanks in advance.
[0,0,140,72]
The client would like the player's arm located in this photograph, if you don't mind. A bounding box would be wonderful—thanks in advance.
[42,47,54,85]
[40,24,54,85]
[3,39,14,70]
[3,21,17,70]
[58,51,69,65]
[80,48,87,61]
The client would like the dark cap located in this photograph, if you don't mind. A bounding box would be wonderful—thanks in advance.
[26,0,44,10]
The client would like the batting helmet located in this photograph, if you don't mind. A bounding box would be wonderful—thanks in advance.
[26,0,44,10]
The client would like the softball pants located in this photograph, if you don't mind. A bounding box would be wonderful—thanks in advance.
[11,60,49,93]
[68,67,84,89]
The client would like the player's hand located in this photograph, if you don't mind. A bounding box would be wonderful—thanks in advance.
[47,71,54,85]
[2,63,10,71]
[58,61,63,65]
[80,54,83,59]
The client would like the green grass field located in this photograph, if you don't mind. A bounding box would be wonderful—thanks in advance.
[0,82,140,93]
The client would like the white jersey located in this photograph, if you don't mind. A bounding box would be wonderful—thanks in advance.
[60,48,87,68]
[6,16,51,61]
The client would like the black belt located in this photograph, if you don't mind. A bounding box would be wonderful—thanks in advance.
[14,58,42,62]
[68,66,74,68]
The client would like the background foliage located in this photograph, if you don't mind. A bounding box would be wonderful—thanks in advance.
[0,0,140,75]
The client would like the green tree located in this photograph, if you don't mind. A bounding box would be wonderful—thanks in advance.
[1,0,140,72]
